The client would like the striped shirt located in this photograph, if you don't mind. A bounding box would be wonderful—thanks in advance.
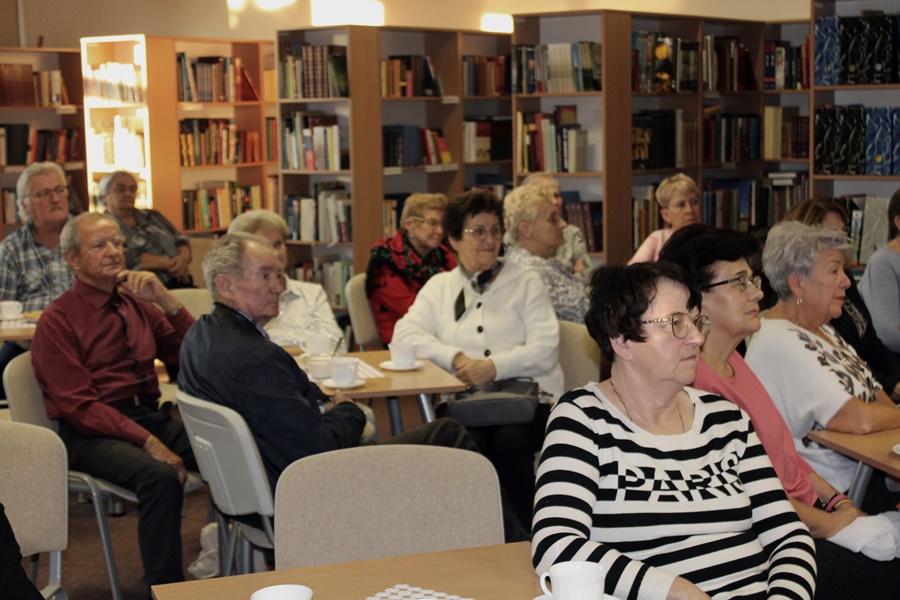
[532,385,816,600]
[0,223,73,311]
[32,278,194,446]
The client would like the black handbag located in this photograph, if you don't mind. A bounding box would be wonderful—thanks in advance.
[444,379,540,427]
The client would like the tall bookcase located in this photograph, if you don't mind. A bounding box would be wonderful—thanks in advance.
[0,46,87,240]
[275,26,513,274]
[80,34,275,234]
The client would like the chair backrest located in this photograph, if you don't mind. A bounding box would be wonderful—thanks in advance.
[344,273,383,350]
[3,351,56,431]
[169,287,214,319]
[188,236,217,289]
[175,390,274,519]
[558,321,608,391]
[0,421,68,557]
[274,445,504,570]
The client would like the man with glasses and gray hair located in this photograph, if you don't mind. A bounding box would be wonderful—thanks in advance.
[0,162,77,400]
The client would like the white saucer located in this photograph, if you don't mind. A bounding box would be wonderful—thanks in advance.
[893,443,900,456]
[379,360,424,371]
[534,595,616,600]
[0,314,23,321]
[322,377,365,389]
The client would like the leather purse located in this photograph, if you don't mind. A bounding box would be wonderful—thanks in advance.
[443,379,540,427]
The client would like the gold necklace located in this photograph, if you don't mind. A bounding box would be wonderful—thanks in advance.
[609,379,685,433]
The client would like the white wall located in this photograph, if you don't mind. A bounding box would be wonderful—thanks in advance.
[19,0,809,47]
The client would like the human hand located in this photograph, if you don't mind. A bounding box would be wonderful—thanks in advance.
[115,270,168,302]
[455,358,497,386]
[827,501,863,536]
[666,576,711,600]
[142,434,187,485]
[168,254,191,277]
[331,391,354,405]
[573,258,585,274]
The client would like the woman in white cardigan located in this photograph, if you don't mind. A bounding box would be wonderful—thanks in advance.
[394,189,562,533]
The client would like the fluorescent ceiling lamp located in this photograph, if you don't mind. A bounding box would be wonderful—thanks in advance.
[312,0,384,26]
[481,13,513,33]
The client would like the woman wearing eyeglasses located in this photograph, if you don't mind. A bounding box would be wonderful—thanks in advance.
[661,224,900,598]
[746,222,900,516]
[394,189,563,535]
[533,261,816,599]
[366,193,457,345]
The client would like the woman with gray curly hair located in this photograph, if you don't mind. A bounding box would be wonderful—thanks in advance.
[746,221,900,520]
[503,184,587,322]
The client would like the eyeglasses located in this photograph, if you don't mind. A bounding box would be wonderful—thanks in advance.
[701,275,762,294]
[29,185,69,200]
[410,216,442,229]
[111,184,138,194]
[462,226,503,242]
[641,312,710,339]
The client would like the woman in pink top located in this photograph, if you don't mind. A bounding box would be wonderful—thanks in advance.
[659,223,900,599]
[628,173,702,264]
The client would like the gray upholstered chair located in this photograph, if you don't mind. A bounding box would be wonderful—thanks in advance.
[168,287,214,319]
[344,273,382,351]
[0,421,68,599]
[558,320,607,392]
[273,445,504,570]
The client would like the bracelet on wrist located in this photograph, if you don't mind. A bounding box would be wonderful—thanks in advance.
[165,303,183,317]
[825,492,850,512]
[831,498,853,511]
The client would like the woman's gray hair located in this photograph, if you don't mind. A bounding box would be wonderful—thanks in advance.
[228,209,289,240]
[60,213,120,254]
[16,161,67,223]
[503,184,555,242]
[762,220,852,300]
[203,232,269,300]
[655,173,699,209]
[98,170,137,199]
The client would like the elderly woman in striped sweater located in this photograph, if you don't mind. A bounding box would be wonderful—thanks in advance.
[532,261,817,600]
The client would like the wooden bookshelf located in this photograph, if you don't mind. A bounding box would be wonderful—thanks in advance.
[80,34,275,235]
[0,46,87,239]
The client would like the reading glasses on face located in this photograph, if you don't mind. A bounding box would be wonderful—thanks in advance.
[701,274,762,294]
[462,226,503,241]
[641,312,710,338]
[410,216,442,228]
[29,186,69,200]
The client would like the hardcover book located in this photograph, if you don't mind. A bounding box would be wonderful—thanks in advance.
[892,108,900,175]
[814,106,837,174]
[814,16,840,85]
[865,14,893,85]
[840,17,868,84]
[865,106,891,175]
[841,104,866,175]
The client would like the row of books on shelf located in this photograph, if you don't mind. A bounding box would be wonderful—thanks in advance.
[175,53,260,103]
[178,119,266,167]
[814,13,899,86]
[462,55,510,97]
[282,112,347,171]
[380,55,442,98]
[462,116,512,163]
[181,181,263,231]
[814,105,900,176]
[511,42,602,94]
[560,196,603,253]
[632,32,700,93]
[283,182,351,244]
[87,125,145,173]
[835,194,890,265]
[83,61,143,102]
[703,112,761,164]
[382,125,453,168]
[0,124,82,166]
[286,255,354,309]
[702,35,756,92]
[279,42,348,99]
[632,109,700,170]
[763,39,810,91]
[517,106,590,174]
[0,64,71,107]
[762,107,809,161]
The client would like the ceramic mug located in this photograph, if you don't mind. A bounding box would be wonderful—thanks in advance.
[540,561,604,600]
[329,357,359,387]
[388,341,417,368]
[0,300,23,320]
[303,354,332,381]
[249,584,313,600]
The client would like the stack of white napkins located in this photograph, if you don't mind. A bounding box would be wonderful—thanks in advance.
[357,361,384,379]
[829,514,900,561]
[366,584,472,600]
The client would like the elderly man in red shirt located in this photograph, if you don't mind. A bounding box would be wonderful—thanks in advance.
[32,212,196,590]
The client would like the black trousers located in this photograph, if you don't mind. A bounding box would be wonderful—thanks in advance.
[58,406,197,588]
[814,538,900,600]
[0,503,43,600]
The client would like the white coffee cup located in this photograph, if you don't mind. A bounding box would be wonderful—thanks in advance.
[388,341,417,368]
[330,357,359,387]
[540,561,604,600]
[0,300,23,320]
[250,584,313,600]
[304,354,331,381]
[300,332,334,356]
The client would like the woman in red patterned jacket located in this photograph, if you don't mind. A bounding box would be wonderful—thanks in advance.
[366,193,457,344]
